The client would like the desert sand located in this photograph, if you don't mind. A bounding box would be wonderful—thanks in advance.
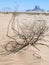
[0,12,49,65]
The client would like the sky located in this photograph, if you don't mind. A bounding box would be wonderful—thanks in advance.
[0,0,49,12]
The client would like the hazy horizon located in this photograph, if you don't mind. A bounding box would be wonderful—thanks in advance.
[0,0,49,12]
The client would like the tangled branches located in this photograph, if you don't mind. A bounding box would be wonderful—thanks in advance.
[0,13,49,58]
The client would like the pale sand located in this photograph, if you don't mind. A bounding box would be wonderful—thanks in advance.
[0,12,49,65]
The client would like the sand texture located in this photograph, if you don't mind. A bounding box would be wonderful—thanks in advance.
[0,12,49,65]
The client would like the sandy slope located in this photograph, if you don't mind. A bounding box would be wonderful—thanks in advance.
[0,12,49,65]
